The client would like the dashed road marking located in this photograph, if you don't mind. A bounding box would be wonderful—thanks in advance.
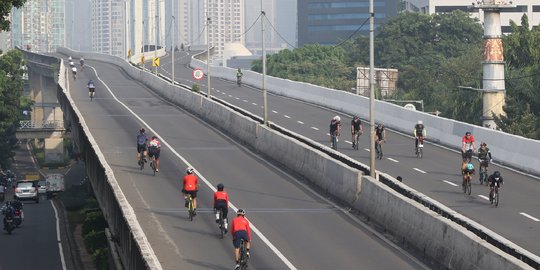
[478,195,489,200]
[272,110,278,114]
[311,127,319,130]
[345,140,352,144]
[387,158,399,163]
[297,121,304,124]
[252,102,257,105]
[284,115,291,119]
[443,180,458,187]
[364,148,370,152]
[243,99,248,102]
[520,212,540,222]
[235,97,239,100]
[413,168,427,174]
[228,95,233,97]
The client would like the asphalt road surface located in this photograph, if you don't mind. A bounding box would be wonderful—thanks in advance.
[59,55,431,270]
[157,51,540,257]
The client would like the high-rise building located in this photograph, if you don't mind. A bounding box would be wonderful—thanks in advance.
[205,0,245,60]
[297,0,399,46]
[403,0,540,33]
[10,0,66,52]
[244,0,278,52]
[125,0,165,55]
[0,31,11,53]
[91,0,129,57]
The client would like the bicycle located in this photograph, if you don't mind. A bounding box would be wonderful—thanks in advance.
[331,131,338,150]
[88,87,95,101]
[375,140,383,159]
[149,157,157,176]
[415,137,424,159]
[186,194,195,221]
[463,172,472,195]
[238,239,249,269]
[217,209,225,238]
[489,186,500,207]
[353,131,360,150]
[479,160,489,185]
[138,152,145,170]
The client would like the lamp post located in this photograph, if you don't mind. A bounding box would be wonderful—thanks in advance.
[206,14,211,97]
[369,0,376,177]
[171,0,175,85]
[261,0,268,126]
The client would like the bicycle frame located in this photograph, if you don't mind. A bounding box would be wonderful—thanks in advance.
[187,194,194,221]
[239,239,248,269]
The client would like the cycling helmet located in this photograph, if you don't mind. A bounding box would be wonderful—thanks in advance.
[465,131,471,136]
[418,120,423,125]
[493,171,501,179]
[333,116,341,122]
[377,123,383,128]
[139,128,145,133]
[480,142,487,147]
[353,115,359,120]
[186,167,194,174]
[467,163,474,170]
[237,209,246,216]
[217,183,224,191]
[151,135,157,140]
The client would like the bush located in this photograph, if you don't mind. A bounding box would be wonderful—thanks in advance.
[93,248,109,270]
[192,84,200,92]
[82,210,108,235]
[84,230,107,252]
[58,185,90,211]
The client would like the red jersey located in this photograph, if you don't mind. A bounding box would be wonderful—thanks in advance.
[231,216,251,240]
[462,135,475,151]
[213,191,229,208]
[183,174,198,191]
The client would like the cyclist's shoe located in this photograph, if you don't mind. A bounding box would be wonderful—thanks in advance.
[193,209,197,216]
[234,264,240,270]
[246,251,250,258]
[155,169,159,172]
[352,143,355,149]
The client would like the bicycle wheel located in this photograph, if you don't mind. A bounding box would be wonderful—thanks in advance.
[151,159,156,176]
[332,133,337,150]
[354,134,359,150]
[219,210,224,239]
[378,144,383,159]
[239,240,248,269]
[139,157,144,170]
[494,190,499,207]
[418,147,423,159]
[466,179,472,195]
[188,196,194,221]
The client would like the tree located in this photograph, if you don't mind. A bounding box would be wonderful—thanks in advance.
[0,49,29,169]
[0,0,26,31]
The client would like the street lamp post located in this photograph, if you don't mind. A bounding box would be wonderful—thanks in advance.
[261,0,268,126]
[206,14,211,97]
[369,0,376,178]
[171,0,175,85]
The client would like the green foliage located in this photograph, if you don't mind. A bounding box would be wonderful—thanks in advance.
[0,0,26,31]
[92,248,109,270]
[84,230,108,253]
[82,210,108,235]
[0,50,29,169]
[191,84,200,92]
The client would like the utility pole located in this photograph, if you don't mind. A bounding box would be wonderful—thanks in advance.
[369,0,376,178]
[171,0,175,85]
[261,0,268,125]
[207,10,211,97]
[154,0,159,74]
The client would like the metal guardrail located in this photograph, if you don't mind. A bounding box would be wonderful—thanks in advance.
[19,120,64,129]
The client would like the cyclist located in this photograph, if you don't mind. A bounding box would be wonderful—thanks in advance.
[183,168,198,215]
[232,209,251,270]
[487,171,503,199]
[136,128,148,165]
[236,68,243,86]
[69,60,75,67]
[477,142,492,172]
[87,79,95,98]
[462,163,475,187]
[375,123,386,154]
[68,56,72,61]
[413,120,426,153]
[214,183,229,232]
[80,57,85,69]
[329,116,342,148]
[350,115,363,148]
[71,66,77,79]
[461,131,476,165]
[147,136,161,172]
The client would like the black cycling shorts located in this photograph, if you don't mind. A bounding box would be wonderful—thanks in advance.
[148,149,160,159]
[215,200,228,219]
[184,190,197,199]
[137,144,147,153]
[462,149,472,160]
[89,88,95,93]
[233,230,249,248]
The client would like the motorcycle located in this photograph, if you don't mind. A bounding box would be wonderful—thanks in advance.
[14,209,23,227]
[4,216,14,234]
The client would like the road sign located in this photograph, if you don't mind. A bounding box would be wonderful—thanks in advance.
[192,68,204,80]
[152,57,160,67]
[141,56,145,64]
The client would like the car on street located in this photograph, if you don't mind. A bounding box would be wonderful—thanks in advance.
[14,180,39,203]
[37,180,48,199]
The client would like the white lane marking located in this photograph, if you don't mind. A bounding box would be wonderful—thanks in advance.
[297,121,304,124]
[243,99,248,102]
[311,127,319,130]
[478,195,490,201]
[364,148,370,152]
[228,95,232,97]
[345,140,352,144]
[51,201,67,270]
[284,115,291,119]
[326,133,330,136]
[215,89,220,92]
[272,110,278,114]
[235,97,239,100]
[221,92,226,95]
[520,212,540,222]
[252,102,257,105]
[413,168,427,174]
[387,158,399,163]
[443,180,458,187]
[90,65,297,269]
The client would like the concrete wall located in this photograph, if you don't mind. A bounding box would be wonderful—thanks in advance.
[55,47,539,269]
[189,57,540,176]
[23,49,162,270]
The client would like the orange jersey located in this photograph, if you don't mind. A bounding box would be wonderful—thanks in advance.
[183,174,198,191]
[231,216,251,240]
[213,191,229,208]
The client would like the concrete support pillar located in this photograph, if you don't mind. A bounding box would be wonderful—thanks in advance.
[44,138,64,164]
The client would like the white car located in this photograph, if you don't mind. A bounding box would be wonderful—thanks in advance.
[14,181,39,203]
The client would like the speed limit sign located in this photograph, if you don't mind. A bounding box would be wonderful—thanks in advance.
[192,68,204,80]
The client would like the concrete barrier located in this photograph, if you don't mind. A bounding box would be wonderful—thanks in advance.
[190,56,540,176]
[55,47,539,269]
[25,49,162,270]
